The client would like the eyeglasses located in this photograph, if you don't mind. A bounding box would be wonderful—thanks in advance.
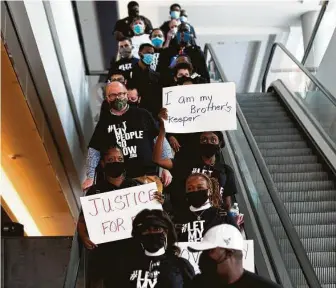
[106,92,127,99]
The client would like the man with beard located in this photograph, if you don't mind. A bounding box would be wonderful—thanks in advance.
[113,1,153,40]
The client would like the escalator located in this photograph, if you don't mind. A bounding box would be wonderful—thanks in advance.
[238,91,336,286]
[205,43,336,287]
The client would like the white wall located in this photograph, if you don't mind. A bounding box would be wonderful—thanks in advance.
[23,0,89,200]
[316,28,336,98]
[48,1,93,145]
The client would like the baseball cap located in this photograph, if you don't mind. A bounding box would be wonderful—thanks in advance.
[188,224,244,252]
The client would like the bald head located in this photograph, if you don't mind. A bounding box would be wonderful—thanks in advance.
[106,81,127,95]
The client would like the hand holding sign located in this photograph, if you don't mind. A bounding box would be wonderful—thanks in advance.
[162,83,236,133]
[80,183,162,244]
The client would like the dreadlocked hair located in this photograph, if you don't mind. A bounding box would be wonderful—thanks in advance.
[186,173,222,208]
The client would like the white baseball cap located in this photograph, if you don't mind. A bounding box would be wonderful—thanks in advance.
[188,224,244,252]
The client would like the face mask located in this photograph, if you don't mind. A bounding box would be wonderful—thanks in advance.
[172,27,178,35]
[110,98,128,111]
[186,190,209,208]
[140,232,166,253]
[120,47,132,58]
[151,37,164,47]
[180,16,188,23]
[176,76,192,85]
[170,11,180,19]
[133,24,144,35]
[104,162,125,178]
[141,53,154,65]
[200,143,219,157]
[176,32,191,45]
[128,101,139,108]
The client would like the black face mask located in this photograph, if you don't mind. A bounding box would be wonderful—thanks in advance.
[104,162,125,178]
[140,232,166,253]
[186,189,209,208]
[176,75,192,85]
[128,101,139,108]
[200,143,219,158]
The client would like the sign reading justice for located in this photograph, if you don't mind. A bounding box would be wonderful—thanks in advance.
[80,183,162,244]
[162,83,236,133]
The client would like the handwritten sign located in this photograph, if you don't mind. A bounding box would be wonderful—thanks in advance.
[178,240,254,274]
[80,183,162,244]
[162,83,236,133]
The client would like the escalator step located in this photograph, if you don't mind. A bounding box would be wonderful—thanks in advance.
[267,163,324,173]
[255,134,304,142]
[251,128,300,136]
[272,224,336,239]
[276,181,335,191]
[261,148,313,157]
[279,237,336,253]
[279,190,336,202]
[284,252,336,268]
[243,111,288,118]
[241,106,286,113]
[271,172,329,182]
[290,267,336,285]
[265,155,318,165]
[269,212,336,225]
[239,101,282,108]
[265,201,336,214]
[245,116,293,123]
[237,93,277,102]
[249,122,296,130]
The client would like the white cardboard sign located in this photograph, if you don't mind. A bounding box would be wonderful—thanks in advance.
[80,183,162,244]
[162,83,236,133]
[178,240,254,274]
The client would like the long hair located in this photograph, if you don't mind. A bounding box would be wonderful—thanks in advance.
[132,209,180,255]
[186,173,222,208]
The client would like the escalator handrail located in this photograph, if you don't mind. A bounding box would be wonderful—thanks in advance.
[205,43,322,288]
[262,42,336,106]
[302,1,329,65]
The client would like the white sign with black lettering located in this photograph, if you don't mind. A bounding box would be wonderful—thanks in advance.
[162,83,236,133]
[178,240,254,274]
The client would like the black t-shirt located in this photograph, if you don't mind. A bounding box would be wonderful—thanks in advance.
[172,154,237,197]
[169,153,237,216]
[89,107,159,177]
[191,270,282,288]
[107,56,139,81]
[112,253,195,288]
[150,48,163,72]
[114,15,153,38]
[129,64,162,119]
[174,207,237,242]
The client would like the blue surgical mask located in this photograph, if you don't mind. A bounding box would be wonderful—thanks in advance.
[142,53,154,65]
[176,31,191,45]
[170,11,180,19]
[133,24,144,35]
[151,37,164,47]
[180,16,188,23]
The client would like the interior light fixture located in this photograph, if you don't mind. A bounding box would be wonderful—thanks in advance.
[1,166,42,236]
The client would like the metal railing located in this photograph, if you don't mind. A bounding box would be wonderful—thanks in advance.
[205,43,322,288]
[302,1,329,65]
[262,42,336,106]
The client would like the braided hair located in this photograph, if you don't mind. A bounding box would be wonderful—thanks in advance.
[186,173,222,209]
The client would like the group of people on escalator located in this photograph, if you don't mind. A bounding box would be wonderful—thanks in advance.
[77,2,282,288]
